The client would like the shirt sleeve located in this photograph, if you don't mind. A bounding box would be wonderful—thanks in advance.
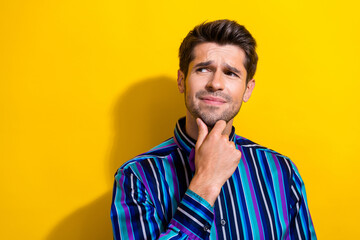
[288,162,317,239]
[110,166,214,240]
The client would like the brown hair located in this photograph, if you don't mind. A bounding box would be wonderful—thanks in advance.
[179,19,258,83]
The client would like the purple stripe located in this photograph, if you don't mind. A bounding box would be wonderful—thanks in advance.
[189,149,195,172]
[272,153,289,228]
[235,135,243,141]
[119,173,134,240]
[167,155,180,202]
[242,153,265,240]
[136,162,156,204]
[214,206,218,239]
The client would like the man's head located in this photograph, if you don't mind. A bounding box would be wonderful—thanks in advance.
[177,20,258,128]
[179,19,258,84]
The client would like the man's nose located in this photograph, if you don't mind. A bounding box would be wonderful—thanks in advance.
[206,71,225,91]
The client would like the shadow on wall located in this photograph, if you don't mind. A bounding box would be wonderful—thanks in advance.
[108,76,185,180]
[47,76,184,240]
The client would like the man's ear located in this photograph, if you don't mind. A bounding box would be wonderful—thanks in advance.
[243,79,255,102]
[177,70,185,93]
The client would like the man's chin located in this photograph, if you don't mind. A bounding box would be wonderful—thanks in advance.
[186,103,237,127]
[199,116,229,128]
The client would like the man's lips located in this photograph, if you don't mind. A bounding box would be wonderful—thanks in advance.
[199,96,227,105]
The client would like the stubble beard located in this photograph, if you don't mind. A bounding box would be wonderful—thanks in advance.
[185,92,242,128]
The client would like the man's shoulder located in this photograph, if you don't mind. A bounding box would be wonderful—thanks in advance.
[235,134,290,159]
[116,137,179,175]
[234,134,295,172]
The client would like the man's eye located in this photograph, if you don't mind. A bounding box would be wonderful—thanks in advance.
[196,68,209,73]
[226,71,239,77]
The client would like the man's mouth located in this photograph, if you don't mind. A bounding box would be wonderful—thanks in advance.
[199,96,227,105]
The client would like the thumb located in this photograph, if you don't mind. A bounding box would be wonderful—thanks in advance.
[195,118,208,149]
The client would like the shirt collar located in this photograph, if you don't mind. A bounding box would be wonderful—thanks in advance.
[173,117,236,156]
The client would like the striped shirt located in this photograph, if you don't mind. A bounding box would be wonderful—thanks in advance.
[111,117,316,239]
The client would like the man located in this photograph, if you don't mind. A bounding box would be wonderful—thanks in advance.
[111,19,316,239]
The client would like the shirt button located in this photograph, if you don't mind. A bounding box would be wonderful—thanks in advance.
[221,219,226,226]
[203,224,210,231]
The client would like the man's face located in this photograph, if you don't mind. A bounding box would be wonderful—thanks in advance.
[177,42,255,127]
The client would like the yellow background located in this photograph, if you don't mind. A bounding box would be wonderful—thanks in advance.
[1,0,359,239]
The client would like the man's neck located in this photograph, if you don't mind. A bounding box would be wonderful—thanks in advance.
[185,113,234,140]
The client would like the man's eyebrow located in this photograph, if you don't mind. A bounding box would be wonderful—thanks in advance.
[193,61,213,68]
[224,63,241,74]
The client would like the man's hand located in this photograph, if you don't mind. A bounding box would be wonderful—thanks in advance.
[188,118,241,206]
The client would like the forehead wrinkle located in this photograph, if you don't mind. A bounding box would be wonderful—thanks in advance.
[202,46,243,64]
[190,43,247,75]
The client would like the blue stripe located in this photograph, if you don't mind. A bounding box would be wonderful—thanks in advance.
[110,117,316,239]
